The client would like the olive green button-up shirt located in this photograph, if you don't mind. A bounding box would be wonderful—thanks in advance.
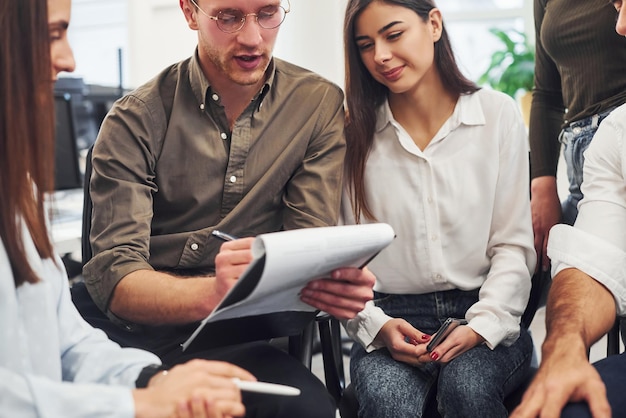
[83,52,346,313]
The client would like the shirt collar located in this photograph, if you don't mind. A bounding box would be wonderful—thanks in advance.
[188,48,274,109]
[189,50,210,107]
[375,90,487,134]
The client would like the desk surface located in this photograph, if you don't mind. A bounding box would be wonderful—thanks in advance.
[48,189,83,256]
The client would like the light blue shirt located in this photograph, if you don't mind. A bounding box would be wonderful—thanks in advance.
[0,223,160,417]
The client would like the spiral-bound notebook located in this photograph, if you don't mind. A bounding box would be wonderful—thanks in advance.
[181,223,395,352]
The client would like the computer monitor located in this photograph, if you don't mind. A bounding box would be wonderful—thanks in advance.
[54,93,82,190]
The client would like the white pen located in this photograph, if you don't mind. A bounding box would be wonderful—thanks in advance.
[232,378,301,396]
[212,229,239,242]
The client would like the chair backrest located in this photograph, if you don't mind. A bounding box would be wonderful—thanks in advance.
[54,93,82,191]
[81,144,94,266]
[521,269,551,329]
[607,318,624,356]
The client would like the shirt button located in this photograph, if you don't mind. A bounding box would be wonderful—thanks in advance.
[212,93,219,101]
[221,132,228,140]
[190,243,199,250]
[434,274,443,280]
[431,235,438,241]
[230,176,237,183]
[427,197,433,203]
[199,103,205,110]
[573,127,582,134]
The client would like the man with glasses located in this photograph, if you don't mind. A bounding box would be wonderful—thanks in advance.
[81,1,374,416]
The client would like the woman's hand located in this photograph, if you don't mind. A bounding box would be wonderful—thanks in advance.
[530,176,562,272]
[375,318,431,366]
[427,325,485,363]
[133,360,255,418]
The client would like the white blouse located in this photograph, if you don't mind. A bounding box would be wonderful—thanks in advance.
[549,103,626,315]
[0,223,160,417]
[342,89,536,351]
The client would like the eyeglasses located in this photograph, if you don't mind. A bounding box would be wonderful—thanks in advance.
[189,0,290,33]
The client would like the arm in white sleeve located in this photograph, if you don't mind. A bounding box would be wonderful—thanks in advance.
[0,368,136,418]
[549,109,626,315]
[0,247,160,418]
[343,300,393,352]
[466,101,535,349]
[55,275,161,386]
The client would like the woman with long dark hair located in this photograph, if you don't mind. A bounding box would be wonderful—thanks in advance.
[0,1,253,416]
[341,1,536,416]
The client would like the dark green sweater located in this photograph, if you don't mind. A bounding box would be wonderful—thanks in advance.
[530,0,626,178]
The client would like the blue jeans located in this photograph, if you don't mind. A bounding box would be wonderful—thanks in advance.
[560,108,615,225]
[561,352,626,418]
[350,290,533,418]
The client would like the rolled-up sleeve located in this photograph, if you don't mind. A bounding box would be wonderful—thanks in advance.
[83,93,164,313]
[549,225,626,315]
[548,108,626,314]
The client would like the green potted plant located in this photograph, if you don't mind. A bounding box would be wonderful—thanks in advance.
[478,28,535,124]
[478,28,535,97]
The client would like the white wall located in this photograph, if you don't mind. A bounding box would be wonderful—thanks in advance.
[67,0,347,89]
[126,0,197,87]
[124,0,347,89]
[274,0,348,88]
[66,0,128,87]
[67,0,531,92]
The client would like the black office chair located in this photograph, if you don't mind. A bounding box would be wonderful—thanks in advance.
[317,268,553,417]
[606,317,625,356]
[73,145,320,367]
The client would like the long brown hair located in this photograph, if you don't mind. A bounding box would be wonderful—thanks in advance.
[0,0,56,286]
[343,0,479,221]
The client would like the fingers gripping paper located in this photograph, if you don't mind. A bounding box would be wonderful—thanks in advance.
[182,223,395,351]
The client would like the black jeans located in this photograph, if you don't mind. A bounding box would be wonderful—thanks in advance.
[71,282,335,418]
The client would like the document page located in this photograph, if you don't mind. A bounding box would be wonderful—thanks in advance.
[182,223,395,351]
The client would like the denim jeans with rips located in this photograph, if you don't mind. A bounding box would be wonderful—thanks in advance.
[350,289,533,418]
[560,107,615,225]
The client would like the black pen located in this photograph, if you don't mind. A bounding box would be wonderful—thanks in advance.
[211,230,239,242]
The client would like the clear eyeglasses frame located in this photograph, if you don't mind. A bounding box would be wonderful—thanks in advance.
[189,0,291,33]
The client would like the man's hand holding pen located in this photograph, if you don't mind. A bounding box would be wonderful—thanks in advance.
[212,230,376,320]
[213,232,254,301]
